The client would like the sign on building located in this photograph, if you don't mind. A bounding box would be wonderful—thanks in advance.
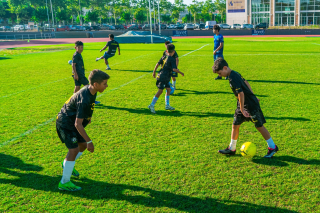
[227,0,245,13]
[173,30,188,37]
[252,29,265,35]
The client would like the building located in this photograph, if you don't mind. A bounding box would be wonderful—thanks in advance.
[226,0,320,26]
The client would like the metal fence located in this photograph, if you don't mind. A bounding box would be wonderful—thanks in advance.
[0,33,55,40]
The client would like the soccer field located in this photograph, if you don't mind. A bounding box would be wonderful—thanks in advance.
[0,37,320,212]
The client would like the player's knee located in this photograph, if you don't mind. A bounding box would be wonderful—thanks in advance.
[232,125,240,130]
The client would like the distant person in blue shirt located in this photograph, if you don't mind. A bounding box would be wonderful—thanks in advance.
[213,24,228,80]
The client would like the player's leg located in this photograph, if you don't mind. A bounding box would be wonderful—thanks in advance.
[73,76,81,93]
[252,109,278,158]
[165,85,175,110]
[214,55,222,80]
[74,86,80,93]
[149,84,164,113]
[56,125,82,191]
[96,56,104,61]
[172,76,176,88]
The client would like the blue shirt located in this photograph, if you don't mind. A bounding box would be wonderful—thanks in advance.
[214,34,224,55]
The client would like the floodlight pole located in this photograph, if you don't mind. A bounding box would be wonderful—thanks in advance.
[46,0,50,27]
[149,0,153,43]
[49,0,54,27]
[158,0,161,35]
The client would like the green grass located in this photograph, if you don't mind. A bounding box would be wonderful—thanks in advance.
[0,37,320,212]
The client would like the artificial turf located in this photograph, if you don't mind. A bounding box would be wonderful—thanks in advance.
[0,37,319,212]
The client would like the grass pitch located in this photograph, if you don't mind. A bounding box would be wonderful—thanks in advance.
[0,37,320,212]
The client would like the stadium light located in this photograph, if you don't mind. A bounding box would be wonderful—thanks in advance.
[149,0,153,43]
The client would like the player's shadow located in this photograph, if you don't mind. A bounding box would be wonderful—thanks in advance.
[0,153,298,213]
[0,57,11,60]
[112,69,152,73]
[175,89,268,97]
[95,105,309,121]
[248,79,320,86]
[252,155,320,167]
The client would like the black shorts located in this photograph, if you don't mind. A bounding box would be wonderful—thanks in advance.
[172,72,178,78]
[56,122,86,149]
[233,108,266,128]
[72,75,89,87]
[156,80,171,90]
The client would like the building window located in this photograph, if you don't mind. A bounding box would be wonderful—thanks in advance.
[300,12,320,25]
[275,13,295,26]
[300,0,320,11]
[252,13,270,25]
[275,0,295,12]
[252,0,270,12]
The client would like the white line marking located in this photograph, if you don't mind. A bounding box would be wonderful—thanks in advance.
[180,44,209,57]
[0,44,209,146]
[313,43,320,45]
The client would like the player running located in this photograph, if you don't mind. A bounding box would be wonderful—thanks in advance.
[163,41,179,89]
[213,24,228,80]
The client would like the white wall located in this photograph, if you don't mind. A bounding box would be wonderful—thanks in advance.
[226,0,248,25]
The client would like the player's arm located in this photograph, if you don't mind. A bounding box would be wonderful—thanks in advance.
[237,92,250,118]
[72,62,78,81]
[152,63,160,78]
[244,80,260,101]
[214,42,224,54]
[117,46,120,55]
[100,45,108,52]
[75,118,94,152]
[176,57,179,67]
[173,68,184,76]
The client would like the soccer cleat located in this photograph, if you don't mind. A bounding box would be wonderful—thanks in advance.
[215,76,222,80]
[225,76,229,80]
[95,101,101,105]
[106,67,111,70]
[165,105,175,111]
[95,58,100,62]
[61,162,79,177]
[218,147,236,155]
[58,181,82,191]
[148,105,156,114]
[263,145,279,158]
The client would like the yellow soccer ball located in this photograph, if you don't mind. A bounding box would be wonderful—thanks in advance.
[240,142,256,158]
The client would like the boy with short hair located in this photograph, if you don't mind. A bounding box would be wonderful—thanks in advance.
[213,24,228,80]
[163,41,179,88]
[71,41,100,104]
[212,58,278,158]
[56,69,110,191]
[96,34,120,70]
[148,44,184,114]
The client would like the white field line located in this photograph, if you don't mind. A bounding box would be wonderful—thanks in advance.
[0,44,209,146]
[313,43,320,45]
[0,53,153,99]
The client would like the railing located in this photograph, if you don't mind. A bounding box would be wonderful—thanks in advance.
[0,33,55,40]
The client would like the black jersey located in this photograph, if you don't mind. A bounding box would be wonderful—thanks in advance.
[72,51,85,77]
[56,86,96,130]
[106,40,119,56]
[157,55,177,82]
[163,50,179,59]
[228,71,260,111]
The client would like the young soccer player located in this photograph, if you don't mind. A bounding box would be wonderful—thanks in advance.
[149,44,184,114]
[72,41,100,104]
[56,70,110,191]
[213,24,228,80]
[213,58,278,158]
[163,41,179,89]
[96,34,120,70]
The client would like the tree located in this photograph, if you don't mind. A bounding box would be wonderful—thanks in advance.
[161,14,171,24]
[214,0,226,23]
[84,10,99,23]
[121,11,131,24]
[134,8,146,24]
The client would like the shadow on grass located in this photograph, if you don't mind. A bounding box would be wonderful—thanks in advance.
[253,156,320,167]
[0,153,298,213]
[175,89,268,97]
[112,69,152,73]
[0,57,11,60]
[248,79,320,86]
[96,105,310,121]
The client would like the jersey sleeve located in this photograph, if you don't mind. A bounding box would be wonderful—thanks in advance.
[230,75,243,95]
[158,56,164,65]
[174,51,179,58]
[72,54,80,64]
[107,41,111,48]
[170,57,177,69]
[220,35,224,43]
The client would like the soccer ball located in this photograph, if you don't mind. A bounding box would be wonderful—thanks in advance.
[240,142,256,158]
[68,60,72,65]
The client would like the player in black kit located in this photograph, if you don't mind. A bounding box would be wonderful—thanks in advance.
[96,34,120,70]
[163,41,179,88]
[212,58,278,158]
[56,69,110,191]
[148,44,184,114]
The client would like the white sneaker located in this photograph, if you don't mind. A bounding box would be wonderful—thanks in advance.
[95,58,100,62]
[165,105,175,111]
[148,105,156,114]
[106,67,111,70]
